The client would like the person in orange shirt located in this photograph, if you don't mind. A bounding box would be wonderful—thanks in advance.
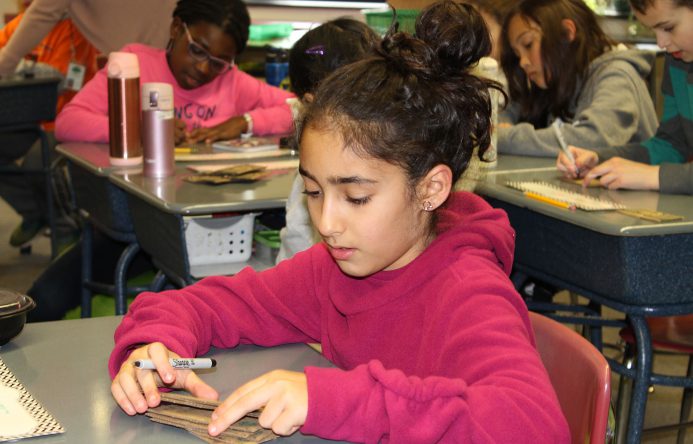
[0,12,98,248]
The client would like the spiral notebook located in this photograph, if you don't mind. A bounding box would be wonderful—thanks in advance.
[505,181,626,211]
[0,358,64,441]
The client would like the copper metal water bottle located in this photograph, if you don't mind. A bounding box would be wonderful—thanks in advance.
[142,82,175,177]
[107,52,142,166]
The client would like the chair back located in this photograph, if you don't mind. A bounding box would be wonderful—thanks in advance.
[529,312,611,444]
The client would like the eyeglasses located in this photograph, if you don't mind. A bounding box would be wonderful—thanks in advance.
[183,23,234,74]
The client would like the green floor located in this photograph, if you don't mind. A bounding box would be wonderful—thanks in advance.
[63,271,155,319]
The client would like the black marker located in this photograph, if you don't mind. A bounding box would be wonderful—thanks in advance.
[133,358,217,370]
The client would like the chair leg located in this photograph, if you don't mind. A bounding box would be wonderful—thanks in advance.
[114,242,141,316]
[676,355,693,444]
[38,130,58,259]
[150,270,168,292]
[615,342,635,444]
[80,221,93,318]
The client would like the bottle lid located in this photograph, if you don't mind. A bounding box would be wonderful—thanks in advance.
[142,82,174,111]
[107,52,140,79]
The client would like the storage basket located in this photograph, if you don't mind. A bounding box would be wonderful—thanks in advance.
[184,213,257,267]
[363,9,419,36]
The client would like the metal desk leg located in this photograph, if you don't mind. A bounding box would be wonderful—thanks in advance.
[80,221,93,318]
[114,242,140,315]
[626,315,653,444]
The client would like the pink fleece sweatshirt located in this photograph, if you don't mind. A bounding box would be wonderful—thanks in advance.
[109,192,570,443]
[55,43,294,142]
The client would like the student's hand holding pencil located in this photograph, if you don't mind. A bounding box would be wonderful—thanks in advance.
[556,145,599,181]
[110,342,219,416]
[209,369,308,438]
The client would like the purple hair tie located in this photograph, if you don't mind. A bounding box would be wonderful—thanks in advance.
[305,45,325,56]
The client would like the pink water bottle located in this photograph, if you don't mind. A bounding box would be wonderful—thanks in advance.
[107,52,142,166]
[142,82,175,177]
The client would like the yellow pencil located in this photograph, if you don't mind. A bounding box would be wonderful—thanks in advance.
[175,147,192,154]
[523,191,575,210]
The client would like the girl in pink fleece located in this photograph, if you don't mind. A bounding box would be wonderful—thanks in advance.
[55,0,294,145]
[109,2,570,442]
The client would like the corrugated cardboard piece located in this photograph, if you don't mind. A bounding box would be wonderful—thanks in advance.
[147,392,277,444]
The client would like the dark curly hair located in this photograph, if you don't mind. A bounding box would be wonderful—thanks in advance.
[173,0,250,54]
[500,0,614,127]
[296,1,501,215]
[289,19,379,99]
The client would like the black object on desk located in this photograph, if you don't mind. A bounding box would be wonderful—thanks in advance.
[0,75,60,257]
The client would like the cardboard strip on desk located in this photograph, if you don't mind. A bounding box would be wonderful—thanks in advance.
[184,164,271,185]
[617,208,684,223]
[184,171,269,185]
[147,392,274,443]
[159,392,220,410]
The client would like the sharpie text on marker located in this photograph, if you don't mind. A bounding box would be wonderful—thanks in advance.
[133,358,217,370]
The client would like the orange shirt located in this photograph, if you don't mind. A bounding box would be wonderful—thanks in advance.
[0,13,99,126]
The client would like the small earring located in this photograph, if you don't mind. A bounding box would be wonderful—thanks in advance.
[423,201,433,211]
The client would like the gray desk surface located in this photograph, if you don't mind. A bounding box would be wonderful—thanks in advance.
[110,165,295,215]
[476,155,693,236]
[1,316,338,443]
[57,142,296,215]
[57,142,135,177]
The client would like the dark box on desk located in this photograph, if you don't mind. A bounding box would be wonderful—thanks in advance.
[0,76,60,126]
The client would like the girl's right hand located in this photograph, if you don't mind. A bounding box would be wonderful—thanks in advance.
[110,342,219,416]
[556,146,599,178]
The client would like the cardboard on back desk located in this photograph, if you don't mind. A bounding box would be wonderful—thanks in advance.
[487,197,693,305]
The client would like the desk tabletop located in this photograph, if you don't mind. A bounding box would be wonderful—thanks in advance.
[57,142,132,176]
[110,164,295,215]
[476,155,693,236]
[58,143,297,214]
[1,316,337,443]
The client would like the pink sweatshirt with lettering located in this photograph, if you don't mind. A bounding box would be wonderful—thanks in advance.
[109,192,570,443]
[55,43,294,142]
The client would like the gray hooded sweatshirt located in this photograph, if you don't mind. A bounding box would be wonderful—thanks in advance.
[497,47,659,157]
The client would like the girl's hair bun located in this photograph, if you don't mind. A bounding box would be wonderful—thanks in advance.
[379,2,492,79]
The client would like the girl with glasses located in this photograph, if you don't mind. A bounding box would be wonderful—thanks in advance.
[55,0,294,145]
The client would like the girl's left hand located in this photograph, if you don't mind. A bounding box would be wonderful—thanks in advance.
[185,116,247,144]
[208,370,308,437]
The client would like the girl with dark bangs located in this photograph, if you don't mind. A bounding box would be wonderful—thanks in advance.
[497,0,658,156]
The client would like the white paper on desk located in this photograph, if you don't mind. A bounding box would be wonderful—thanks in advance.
[0,358,64,441]
[188,159,299,173]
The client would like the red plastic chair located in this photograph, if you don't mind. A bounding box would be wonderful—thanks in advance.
[529,312,612,444]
